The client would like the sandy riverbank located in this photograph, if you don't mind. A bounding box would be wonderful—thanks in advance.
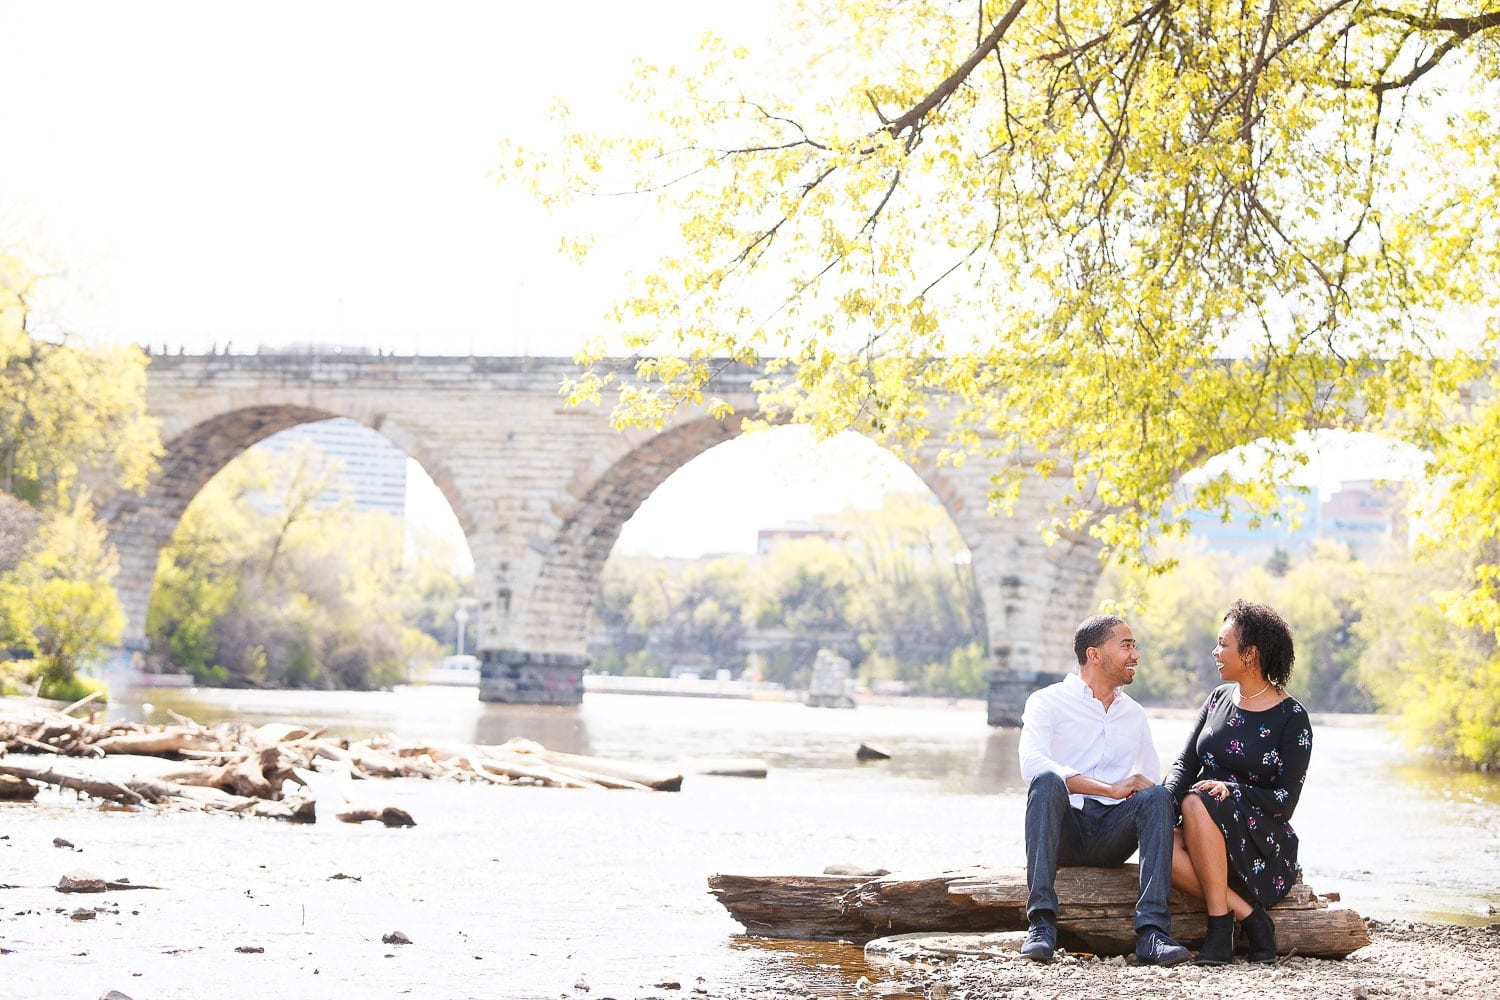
[4,693,1496,999]
[4,789,1497,1000]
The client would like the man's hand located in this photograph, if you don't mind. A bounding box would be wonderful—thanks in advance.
[1109,773,1156,799]
[1064,772,1157,800]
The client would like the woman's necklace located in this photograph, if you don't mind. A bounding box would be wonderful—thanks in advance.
[1239,681,1272,701]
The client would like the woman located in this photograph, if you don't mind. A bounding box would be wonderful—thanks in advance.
[1164,600,1312,966]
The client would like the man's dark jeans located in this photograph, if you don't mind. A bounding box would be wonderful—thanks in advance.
[1023,771,1174,933]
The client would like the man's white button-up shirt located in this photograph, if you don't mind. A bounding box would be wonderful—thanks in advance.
[1017,671,1161,809]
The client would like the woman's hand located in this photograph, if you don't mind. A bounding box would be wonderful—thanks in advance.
[1193,779,1231,801]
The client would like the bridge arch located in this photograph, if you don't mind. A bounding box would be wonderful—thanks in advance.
[116,354,1107,723]
[499,410,1103,719]
[103,405,468,656]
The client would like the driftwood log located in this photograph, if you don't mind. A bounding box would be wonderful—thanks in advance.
[709,865,1370,959]
[0,763,318,822]
[336,806,416,827]
[0,702,683,824]
[0,772,39,800]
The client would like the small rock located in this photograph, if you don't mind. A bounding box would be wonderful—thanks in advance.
[70,908,97,921]
[653,983,681,991]
[99,991,135,1000]
[53,837,75,849]
[856,744,892,761]
[57,873,109,893]
[382,931,412,945]
[376,807,415,828]
[234,945,264,954]
[574,975,591,992]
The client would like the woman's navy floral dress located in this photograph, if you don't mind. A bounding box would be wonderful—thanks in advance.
[1164,683,1314,906]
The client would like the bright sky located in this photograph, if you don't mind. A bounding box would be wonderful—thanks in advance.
[1,1,768,355]
[2,2,1425,560]
[4,0,885,558]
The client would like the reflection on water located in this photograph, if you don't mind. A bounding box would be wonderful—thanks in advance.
[1395,762,1500,808]
[473,703,593,755]
[111,685,596,756]
[977,729,1027,794]
[727,937,926,999]
[81,685,1499,996]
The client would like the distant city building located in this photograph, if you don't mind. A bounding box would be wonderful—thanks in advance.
[1176,479,1407,559]
[257,417,407,517]
[756,523,841,555]
[1176,486,1319,560]
[1320,479,1405,557]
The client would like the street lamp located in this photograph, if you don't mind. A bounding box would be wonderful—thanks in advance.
[454,607,470,657]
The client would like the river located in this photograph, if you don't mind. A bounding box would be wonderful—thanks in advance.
[4,686,1498,1000]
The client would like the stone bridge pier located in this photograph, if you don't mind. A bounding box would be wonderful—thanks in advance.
[105,354,1104,725]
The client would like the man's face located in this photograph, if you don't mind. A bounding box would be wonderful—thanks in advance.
[1092,623,1139,687]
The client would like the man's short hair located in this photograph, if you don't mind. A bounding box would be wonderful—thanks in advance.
[1074,614,1126,665]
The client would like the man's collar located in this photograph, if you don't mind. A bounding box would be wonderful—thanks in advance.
[1065,670,1129,704]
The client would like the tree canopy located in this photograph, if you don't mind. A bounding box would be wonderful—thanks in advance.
[511,2,1500,762]
[513,0,1499,567]
[1,250,160,507]
[148,441,469,690]
[0,494,124,698]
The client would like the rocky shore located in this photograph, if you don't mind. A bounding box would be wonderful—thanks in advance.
[719,921,1500,1000]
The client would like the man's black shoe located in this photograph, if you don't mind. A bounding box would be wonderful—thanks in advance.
[1020,914,1057,963]
[1135,927,1191,966]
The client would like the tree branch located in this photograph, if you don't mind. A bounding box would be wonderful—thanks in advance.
[884,0,1032,137]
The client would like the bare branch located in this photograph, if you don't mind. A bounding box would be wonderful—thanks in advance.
[859,170,903,236]
[884,0,1031,137]
[1362,6,1500,35]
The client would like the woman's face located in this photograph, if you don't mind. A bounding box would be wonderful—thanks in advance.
[1212,618,1256,684]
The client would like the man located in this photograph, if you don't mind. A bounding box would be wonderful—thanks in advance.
[1016,613,1190,966]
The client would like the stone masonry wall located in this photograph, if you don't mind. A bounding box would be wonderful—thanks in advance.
[109,354,1104,714]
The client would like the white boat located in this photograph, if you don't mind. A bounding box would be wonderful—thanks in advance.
[417,654,481,687]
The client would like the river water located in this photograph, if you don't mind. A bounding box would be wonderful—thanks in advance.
[4,687,1498,999]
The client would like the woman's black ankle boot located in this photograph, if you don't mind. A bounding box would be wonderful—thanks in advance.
[1241,905,1277,963]
[1194,914,1236,966]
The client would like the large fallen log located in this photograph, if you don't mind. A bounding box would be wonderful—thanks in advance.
[708,864,1370,959]
[475,738,684,792]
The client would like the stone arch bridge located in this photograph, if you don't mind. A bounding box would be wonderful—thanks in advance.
[101,354,1105,725]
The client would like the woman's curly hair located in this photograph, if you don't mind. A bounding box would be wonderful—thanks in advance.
[1225,599,1296,687]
